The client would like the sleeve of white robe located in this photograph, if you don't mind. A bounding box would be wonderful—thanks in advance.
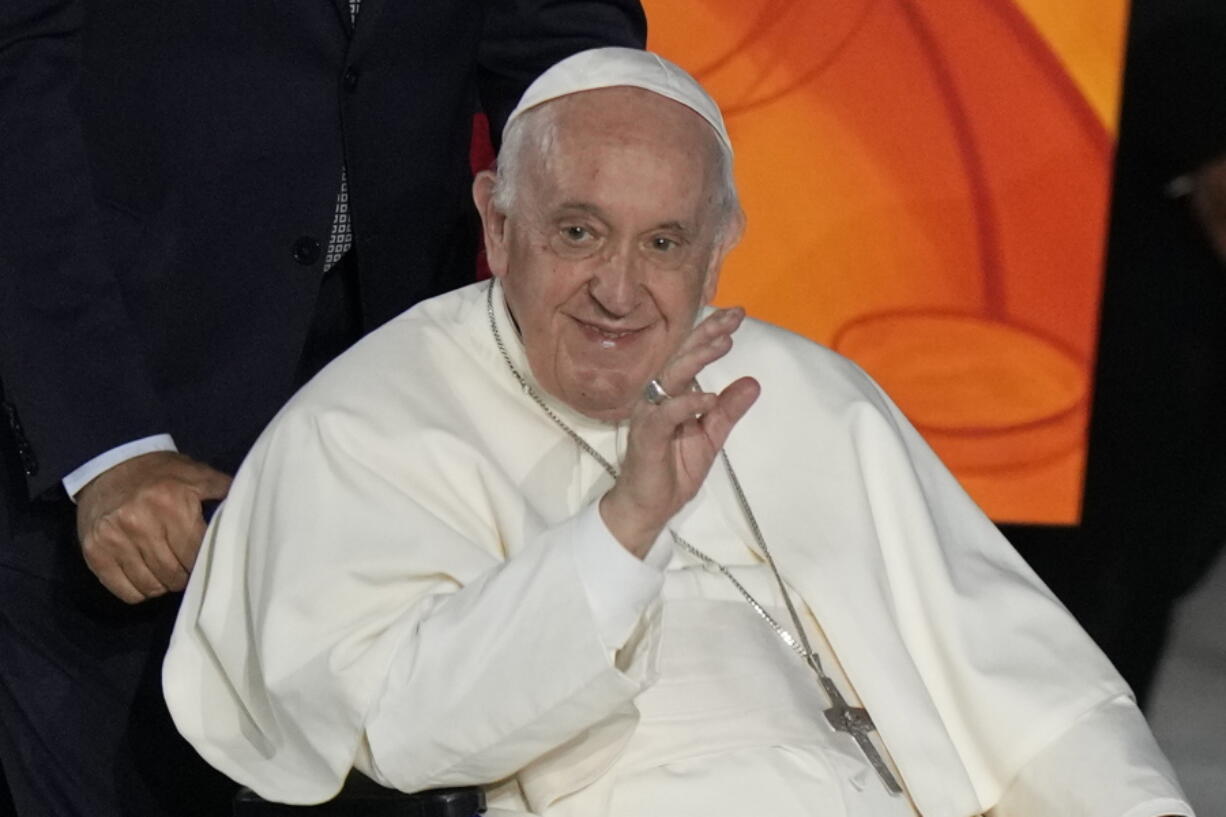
[988,696,1194,817]
[164,403,666,804]
[363,505,672,793]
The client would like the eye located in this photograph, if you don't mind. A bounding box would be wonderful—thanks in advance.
[649,235,680,252]
[560,225,594,244]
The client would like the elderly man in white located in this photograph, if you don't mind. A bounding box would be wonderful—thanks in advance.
[163,48,1194,817]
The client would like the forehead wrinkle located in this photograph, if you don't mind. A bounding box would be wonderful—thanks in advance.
[550,192,703,233]
[554,201,604,216]
[522,89,724,236]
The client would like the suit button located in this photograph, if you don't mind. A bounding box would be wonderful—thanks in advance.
[291,236,321,266]
[343,66,360,91]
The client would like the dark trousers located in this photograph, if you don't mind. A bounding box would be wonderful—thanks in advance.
[0,557,237,817]
[0,254,365,816]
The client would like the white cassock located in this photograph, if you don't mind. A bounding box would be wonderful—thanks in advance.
[164,280,1193,817]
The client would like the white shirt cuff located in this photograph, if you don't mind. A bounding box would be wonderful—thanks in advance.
[571,502,672,649]
[62,434,178,500]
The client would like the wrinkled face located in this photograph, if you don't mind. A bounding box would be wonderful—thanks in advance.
[476,88,738,422]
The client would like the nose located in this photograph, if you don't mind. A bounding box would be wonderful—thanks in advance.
[588,246,643,318]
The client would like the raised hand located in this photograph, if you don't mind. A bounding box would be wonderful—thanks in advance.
[75,451,232,603]
[599,307,760,558]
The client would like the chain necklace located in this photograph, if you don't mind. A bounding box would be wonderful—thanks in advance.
[484,280,902,795]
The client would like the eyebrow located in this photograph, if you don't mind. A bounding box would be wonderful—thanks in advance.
[554,201,604,217]
[553,203,694,235]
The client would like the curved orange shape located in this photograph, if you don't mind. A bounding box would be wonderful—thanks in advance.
[644,0,1125,522]
[835,312,1088,471]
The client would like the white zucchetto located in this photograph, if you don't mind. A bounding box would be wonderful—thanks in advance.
[504,46,732,155]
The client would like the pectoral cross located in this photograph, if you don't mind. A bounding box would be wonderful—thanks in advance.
[816,670,904,795]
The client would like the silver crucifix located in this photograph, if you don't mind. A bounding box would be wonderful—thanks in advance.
[816,671,904,794]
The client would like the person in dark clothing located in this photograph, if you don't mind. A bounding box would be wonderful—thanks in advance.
[0,3,645,814]
[1025,0,1226,708]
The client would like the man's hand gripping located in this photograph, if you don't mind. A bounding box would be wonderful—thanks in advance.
[75,452,231,603]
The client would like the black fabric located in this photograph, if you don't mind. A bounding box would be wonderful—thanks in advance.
[0,565,236,817]
[233,774,484,817]
[0,2,646,814]
[295,251,366,389]
[0,761,14,817]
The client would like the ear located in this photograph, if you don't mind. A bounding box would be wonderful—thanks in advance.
[701,207,746,303]
[472,170,510,278]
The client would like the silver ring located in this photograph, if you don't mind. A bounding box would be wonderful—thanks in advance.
[643,378,672,405]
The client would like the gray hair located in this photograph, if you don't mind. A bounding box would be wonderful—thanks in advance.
[490,99,743,241]
[490,103,557,214]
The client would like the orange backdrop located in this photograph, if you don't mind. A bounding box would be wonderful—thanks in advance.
[643,0,1129,523]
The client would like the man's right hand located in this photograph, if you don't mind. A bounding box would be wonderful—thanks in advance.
[600,308,760,559]
[75,451,231,604]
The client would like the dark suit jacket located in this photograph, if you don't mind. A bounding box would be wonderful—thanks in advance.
[0,0,646,578]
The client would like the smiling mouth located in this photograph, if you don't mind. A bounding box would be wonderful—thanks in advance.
[574,318,647,348]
